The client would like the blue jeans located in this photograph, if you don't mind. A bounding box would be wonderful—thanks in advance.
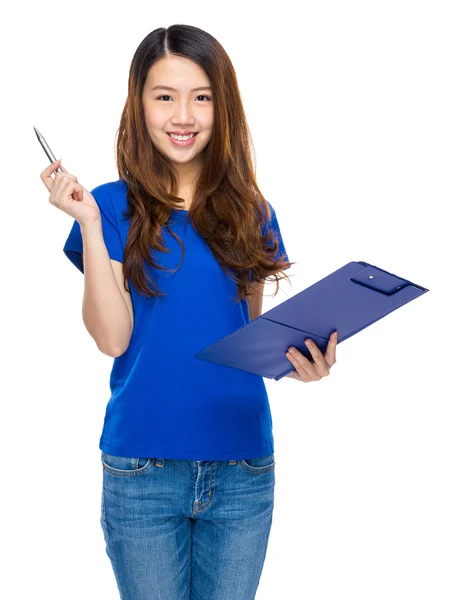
[100,451,275,600]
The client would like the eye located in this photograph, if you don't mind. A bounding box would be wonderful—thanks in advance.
[156,95,212,102]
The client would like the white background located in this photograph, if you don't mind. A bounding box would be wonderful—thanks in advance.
[2,0,466,598]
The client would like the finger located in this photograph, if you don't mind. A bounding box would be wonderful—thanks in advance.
[55,174,73,200]
[324,331,338,367]
[286,347,319,382]
[40,159,62,192]
[288,369,301,382]
[304,338,331,377]
[54,162,77,183]
[56,177,83,203]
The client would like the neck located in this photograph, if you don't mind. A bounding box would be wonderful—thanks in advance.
[174,158,202,191]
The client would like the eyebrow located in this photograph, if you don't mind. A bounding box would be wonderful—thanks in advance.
[150,85,212,92]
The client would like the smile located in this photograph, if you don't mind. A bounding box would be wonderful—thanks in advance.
[167,132,199,147]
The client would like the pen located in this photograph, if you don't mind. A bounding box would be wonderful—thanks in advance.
[33,126,63,173]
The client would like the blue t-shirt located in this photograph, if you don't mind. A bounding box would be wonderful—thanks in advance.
[63,179,290,460]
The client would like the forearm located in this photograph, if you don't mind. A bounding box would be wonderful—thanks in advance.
[81,219,132,356]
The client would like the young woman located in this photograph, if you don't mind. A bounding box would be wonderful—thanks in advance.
[41,24,337,600]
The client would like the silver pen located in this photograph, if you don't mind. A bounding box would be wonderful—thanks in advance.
[33,126,63,173]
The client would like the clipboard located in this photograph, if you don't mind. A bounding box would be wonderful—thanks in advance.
[194,261,429,381]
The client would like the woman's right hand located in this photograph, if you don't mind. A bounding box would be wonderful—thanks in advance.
[40,159,101,225]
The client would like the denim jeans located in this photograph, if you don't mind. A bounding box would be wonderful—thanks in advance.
[100,451,275,600]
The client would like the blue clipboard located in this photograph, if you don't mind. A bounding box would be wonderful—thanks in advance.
[194,261,429,381]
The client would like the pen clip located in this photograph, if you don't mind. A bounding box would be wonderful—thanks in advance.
[349,266,408,296]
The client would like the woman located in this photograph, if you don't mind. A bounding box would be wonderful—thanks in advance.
[40,24,337,600]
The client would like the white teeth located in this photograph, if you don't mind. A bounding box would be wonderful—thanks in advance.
[169,133,196,141]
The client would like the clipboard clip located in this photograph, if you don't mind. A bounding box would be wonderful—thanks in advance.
[350,266,408,296]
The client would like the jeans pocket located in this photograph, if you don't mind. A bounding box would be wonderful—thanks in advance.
[101,451,153,476]
[239,453,275,474]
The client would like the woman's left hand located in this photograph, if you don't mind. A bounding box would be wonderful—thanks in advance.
[285,331,338,382]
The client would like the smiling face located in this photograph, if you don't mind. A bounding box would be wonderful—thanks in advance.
[142,55,214,181]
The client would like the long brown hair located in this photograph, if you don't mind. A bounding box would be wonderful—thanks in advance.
[116,24,294,303]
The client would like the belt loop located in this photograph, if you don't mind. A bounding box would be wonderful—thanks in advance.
[228,460,238,466]
[154,458,165,468]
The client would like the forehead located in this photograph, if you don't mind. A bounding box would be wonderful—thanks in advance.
[145,55,211,91]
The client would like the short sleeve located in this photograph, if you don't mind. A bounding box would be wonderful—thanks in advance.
[249,201,291,281]
[261,201,291,269]
[63,183,124,274]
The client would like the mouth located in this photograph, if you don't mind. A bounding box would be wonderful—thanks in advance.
[166,132,199,147]
[166,132,199,138]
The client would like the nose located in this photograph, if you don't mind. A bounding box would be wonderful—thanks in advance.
[171,100,196,126]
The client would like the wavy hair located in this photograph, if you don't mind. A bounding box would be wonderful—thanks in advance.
[115,24,294,303]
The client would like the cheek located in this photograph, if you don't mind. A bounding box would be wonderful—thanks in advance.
[143,104,163,129]
[198,121,213,140]
[200,112,214,130]
[145,113,164,131]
